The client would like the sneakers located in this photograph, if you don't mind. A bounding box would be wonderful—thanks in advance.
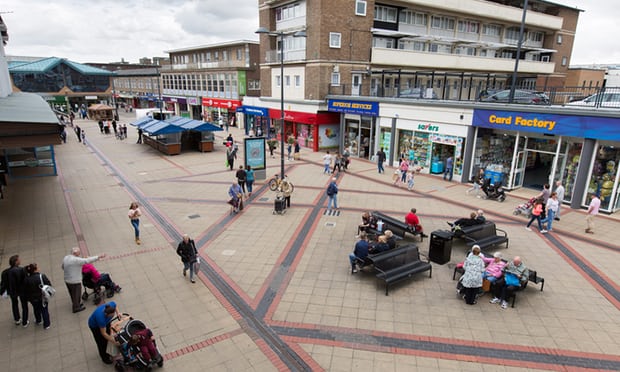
[554,217,560,221]
[585,229,594,234]
[501,301,508,309]
[14,319,21,325]
[490,297,501,304]
[22,321,30,328]
[191,279,196,283]
[36,321,43,326]
[541,229,548,233]
[44,326,51,330]
[183,269,187,277]
[525,227,532,231]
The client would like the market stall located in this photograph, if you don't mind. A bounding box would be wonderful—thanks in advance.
[167,117,222,152]
[87,103,115,121]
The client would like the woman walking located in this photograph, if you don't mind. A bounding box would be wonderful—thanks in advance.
[460,246,485,305]
[128,202,142,244]
[525,198,545,233]
[246,165,255,197]
[23,263,52,329]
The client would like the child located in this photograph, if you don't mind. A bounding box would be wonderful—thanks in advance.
[407,170,415,190]
[130,328,160,366]
[392,170,400,185]
[81,130,86,145]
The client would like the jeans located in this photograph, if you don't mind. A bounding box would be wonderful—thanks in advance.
[482,273,498,283]
[238,181,246,193]
[10,294,27,323]
[327,194,338,210]
[29,299,51,328]
[377,162,384,173]
[131,219,140,238]
[400,171,407,183]
[246,180,254,194]
[541,209,555,230]
[526,215,542,230]
[183,261,196,280]
[324,164,330,173]
[443,167,453,181]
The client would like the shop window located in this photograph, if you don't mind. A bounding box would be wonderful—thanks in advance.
[588,145,620,210]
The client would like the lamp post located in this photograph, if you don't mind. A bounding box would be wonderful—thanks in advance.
[508,0,528,104]
[255,27,306,180]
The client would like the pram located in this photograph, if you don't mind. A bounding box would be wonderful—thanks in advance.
[110,314,164,372]
[513,197,536,217]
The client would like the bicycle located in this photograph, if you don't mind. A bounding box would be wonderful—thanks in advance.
[268,174,294,194]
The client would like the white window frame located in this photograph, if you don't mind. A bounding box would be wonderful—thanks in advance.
[285,75,291,87]
[374,5,397,22]
[431,16,455,31]
[276,75,281,87]
[329,32,342,48]
[557,34,563,44]
[355,0,367,16]
[294,75,301,87]
[561,56,568,66]
[331,72,340,86]
[457,20,479,34]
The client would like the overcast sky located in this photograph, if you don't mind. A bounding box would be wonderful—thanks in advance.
[1,0,619,66]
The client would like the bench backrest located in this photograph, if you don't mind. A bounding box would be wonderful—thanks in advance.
[464,222,497,241]
[373,244,420,271]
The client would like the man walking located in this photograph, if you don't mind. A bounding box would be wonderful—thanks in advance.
[554,180,565,220]
[585,193,600,234]
[376,148,386,173]
[62,247,106,313]
[443,156,453,181]
[0,255,27,326]
[326,177,339,211]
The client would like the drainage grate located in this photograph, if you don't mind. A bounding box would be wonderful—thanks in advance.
[323,210,340,216]
[259,197,269,202]
[325,222,336,227]
[188,214,201,219]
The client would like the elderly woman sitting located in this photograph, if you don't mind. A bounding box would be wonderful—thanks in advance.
[482,252,507,283]
[370,235,390,254]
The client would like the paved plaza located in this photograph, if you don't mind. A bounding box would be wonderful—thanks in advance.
[1,111,620,371]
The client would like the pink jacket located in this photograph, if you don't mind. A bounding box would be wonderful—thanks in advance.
[483,257,506,278]
[82,263,101,283]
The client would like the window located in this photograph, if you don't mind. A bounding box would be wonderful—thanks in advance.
[294,75,301,87]
[561,56,568,66]
[505,27,521,42]
[429,43,450,53]
[400,10,427,26]
[528,31,543,43]
[331,72,340,86]
[374,5,397,22]
[431,16,455,31]
[276,75,281,87]
[457,20,479,34]
[482,24,501,37]
[236,49,242,60]
[276,2,302,22]
[355,0,366,16]
[285,75,291,87]
[214,51,219,61]
[206,52,211,62]
[329,32,341,48]
[557,34,563,44]
[222,50,228,61]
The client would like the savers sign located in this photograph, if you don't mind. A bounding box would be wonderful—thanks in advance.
[473,109,620,140]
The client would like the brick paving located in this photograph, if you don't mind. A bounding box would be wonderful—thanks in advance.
[1,110,620,371]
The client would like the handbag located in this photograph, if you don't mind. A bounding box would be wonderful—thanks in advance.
[39,274,56,302]
[194,257,201,272]
[504,272,520,287]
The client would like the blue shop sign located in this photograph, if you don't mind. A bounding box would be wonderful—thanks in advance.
[237,106,269,116]
[473,109,620,141]
[327,99,379,116]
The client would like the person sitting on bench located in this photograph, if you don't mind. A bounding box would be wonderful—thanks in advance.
[349,232,370,274]
[481,252,506,284]
[489,256,529,309]
[448,211,483,229]
[405,208,426,237]
[370,235,390,254]
[358,212,377,234]
[384,230,396,250]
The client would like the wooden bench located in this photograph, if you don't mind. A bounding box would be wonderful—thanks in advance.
[460,222,509,250]
[373,244,432,295]
[353,244,411,272]
[371,211,425,241]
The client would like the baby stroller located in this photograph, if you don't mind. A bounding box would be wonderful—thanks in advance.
[513,197,536,217]
[111,315,164,372]
[82,271,121,305]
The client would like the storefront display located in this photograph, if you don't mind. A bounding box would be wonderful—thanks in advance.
[588,145,620,210]
[559,142,582,203]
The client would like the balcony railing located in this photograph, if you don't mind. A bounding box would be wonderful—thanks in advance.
[264,49,306,63]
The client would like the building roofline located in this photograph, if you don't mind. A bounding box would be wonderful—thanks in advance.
[164,39,259,54]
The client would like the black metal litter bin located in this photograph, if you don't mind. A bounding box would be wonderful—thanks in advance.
[429,230,453,265]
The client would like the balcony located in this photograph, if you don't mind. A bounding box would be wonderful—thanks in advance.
[160,60,248,71]
[371,48,555,74]
[264,49,306,64]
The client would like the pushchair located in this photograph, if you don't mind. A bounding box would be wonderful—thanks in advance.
[513,197,536,217]
[82,271,104,305]
[111,314,164,372]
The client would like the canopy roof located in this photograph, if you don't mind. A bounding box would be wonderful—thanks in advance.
[88,103,114,111]
[130,115,222,136]
[8,57,113,76]
[167,117,222,132]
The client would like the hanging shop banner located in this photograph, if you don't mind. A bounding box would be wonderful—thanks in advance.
[237,106,269,116]
[473,109,620,140]
[244,137,266,171]
[201,97,242,109]
[327,99,379,116]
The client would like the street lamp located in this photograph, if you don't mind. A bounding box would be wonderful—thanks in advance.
[255,27,306,180]
[508,0,528,104]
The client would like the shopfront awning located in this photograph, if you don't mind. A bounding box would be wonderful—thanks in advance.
[140,121,184,136]
[130,116,160,128]
[167,116,222,132]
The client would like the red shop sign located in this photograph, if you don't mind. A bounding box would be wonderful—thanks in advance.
[201,98,242,109]
[269,109,339,125]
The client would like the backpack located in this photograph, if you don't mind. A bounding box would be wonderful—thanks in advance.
[326,183,337,196]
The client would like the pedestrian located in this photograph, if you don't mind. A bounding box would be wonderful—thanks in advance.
[112,120,117,135]
[444,155,454,181]
[585,193,601,234]
[376,148,386,173]
[81,130,86,145]
[75,125,82,142]
[294,141,300,160]
[326,177,338,211]
[541,192,559,231]
[525,198,545,233]
[554,180,565,220]
[226,146,237,171]
[98,120,104,134]
[342,149,350,170]
[399,158,409,184]
[228,181,243,213]
[408,148,415,167]
[128,202,142,244]
[332,154,342,173]
[537,183,551,204]
[22,263,52,329]
[176,234,198,283]
[467,168,485,196]
[236,165,247,195]
[407,170,415,190]
[323,151,332,174]
[88,302,119,365]
[461,246,485,305]
[137,128,143,144]
[246,165,255,197]
[287,140,293,161]
[60,127,67,143]
[0,255,27,326]
[122,124,128,140]
[268,141,276,158]
[62,247,106,313]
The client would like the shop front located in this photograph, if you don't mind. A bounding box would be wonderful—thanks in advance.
[201,97,242,128]
[162,96,189,117]
[327,99,379,160]
[187,97,202,120]
[394,121,468,180]
[268,109,340,152]
[237,105,270,137]
[473,109,620,212]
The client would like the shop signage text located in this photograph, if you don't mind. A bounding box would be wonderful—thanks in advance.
[327,99,379,116]
[417,123,439,132]
[473,109,620,141]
